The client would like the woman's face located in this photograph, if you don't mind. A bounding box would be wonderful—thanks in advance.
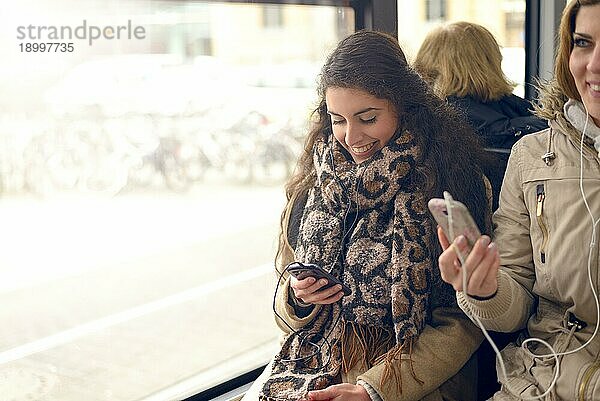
[569,3,600,126]
[325,87,398,163]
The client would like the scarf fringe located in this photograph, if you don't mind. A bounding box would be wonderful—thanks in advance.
[377,337,424,394]
[341,322,423,394]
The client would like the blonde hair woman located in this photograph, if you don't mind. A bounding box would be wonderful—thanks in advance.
[414,22,546,209]
[414,21,513,102]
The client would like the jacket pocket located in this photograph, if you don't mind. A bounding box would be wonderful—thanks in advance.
[497,342,545,396]
[536,183,549,263]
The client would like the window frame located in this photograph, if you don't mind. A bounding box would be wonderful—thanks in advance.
[191,0,397,36]
[524,0,563,100]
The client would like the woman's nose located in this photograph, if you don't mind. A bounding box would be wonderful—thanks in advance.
[344,123,362,146]
[589,46,600,73]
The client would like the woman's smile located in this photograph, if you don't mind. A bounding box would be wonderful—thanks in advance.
[350,141,377,155]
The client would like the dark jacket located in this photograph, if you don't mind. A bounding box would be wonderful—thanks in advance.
[448,94,547,210]
[448,94,547,150]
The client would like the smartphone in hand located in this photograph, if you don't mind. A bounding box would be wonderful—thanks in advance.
[286,262,352,296]
[428,193,481,257]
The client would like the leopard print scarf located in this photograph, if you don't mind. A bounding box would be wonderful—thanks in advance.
[260,130,437,400]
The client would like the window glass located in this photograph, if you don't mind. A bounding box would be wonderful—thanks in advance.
[0,1,354,399]
[398,0,527,96]
[425,0,448,21]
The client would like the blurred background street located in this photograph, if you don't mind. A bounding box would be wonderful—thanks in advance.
[0,185,283,401]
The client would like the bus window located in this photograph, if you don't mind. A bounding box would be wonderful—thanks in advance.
[0,1,353,400]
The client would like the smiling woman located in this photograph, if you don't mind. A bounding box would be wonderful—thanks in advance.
[569,3,600,128]
[435,1,600,399]
[245,30,496,401]
[326,87,398,163]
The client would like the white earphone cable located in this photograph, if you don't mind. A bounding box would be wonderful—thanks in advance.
[525,104,600,359]
[444,191,559,400]
[444,107,600,399]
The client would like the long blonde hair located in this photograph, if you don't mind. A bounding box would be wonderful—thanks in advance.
[414,21,514,101]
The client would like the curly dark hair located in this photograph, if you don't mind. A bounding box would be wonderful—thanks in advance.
[276,30,495,269]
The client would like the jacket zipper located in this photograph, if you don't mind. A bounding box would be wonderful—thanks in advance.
[536,184,548,263]
[579,361,600,401]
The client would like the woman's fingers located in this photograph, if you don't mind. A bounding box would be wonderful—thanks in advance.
[307,387,336,400]
[290,276,320,298]
[459,237,500,297]
[467,242,499,297]
[291,276,344,304]
[313,289,344,305]
[461,236,490,278]
[437,226,450,250]
[293,278,327,298]
[465,239,492,283]
[438,234,500,298]
[438,235,470,289]
[290,276,316,290]
[303,283,343,304]
[438,252,461,288]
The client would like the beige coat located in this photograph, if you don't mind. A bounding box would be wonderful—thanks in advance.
[458,119,600,400]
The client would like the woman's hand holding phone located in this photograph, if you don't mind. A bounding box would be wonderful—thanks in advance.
[437,226,500,298]
[428,193,499,299]
[290,276,345,305]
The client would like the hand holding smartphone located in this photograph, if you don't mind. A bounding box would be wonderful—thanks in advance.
[286,262,352,296]
[428,192,481,257]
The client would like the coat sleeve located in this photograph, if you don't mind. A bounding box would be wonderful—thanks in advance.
[273,275,322,333]
[356,306,483,401]
[456,138,536,332]
[273,193,323,333]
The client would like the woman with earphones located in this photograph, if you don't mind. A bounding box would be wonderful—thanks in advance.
[437,1,600,399]
[245,30,495,401]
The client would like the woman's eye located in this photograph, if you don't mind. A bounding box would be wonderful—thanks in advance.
[360,116,377,124]
[573,37,590,48]
[331,119,345,125]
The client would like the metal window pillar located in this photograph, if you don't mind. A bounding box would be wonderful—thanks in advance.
[525,0,566,100]
[354,0,398,37]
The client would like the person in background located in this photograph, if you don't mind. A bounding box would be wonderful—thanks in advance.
[242,30,495,401]
[414,21,547,210]
[437,1,600,399]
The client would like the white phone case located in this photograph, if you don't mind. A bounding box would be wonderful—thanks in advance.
[428,197,481,255]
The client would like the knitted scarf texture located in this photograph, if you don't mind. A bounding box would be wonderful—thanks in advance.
[260,130,444,401]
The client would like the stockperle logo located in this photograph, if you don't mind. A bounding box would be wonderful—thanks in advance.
[16,20,146,46]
